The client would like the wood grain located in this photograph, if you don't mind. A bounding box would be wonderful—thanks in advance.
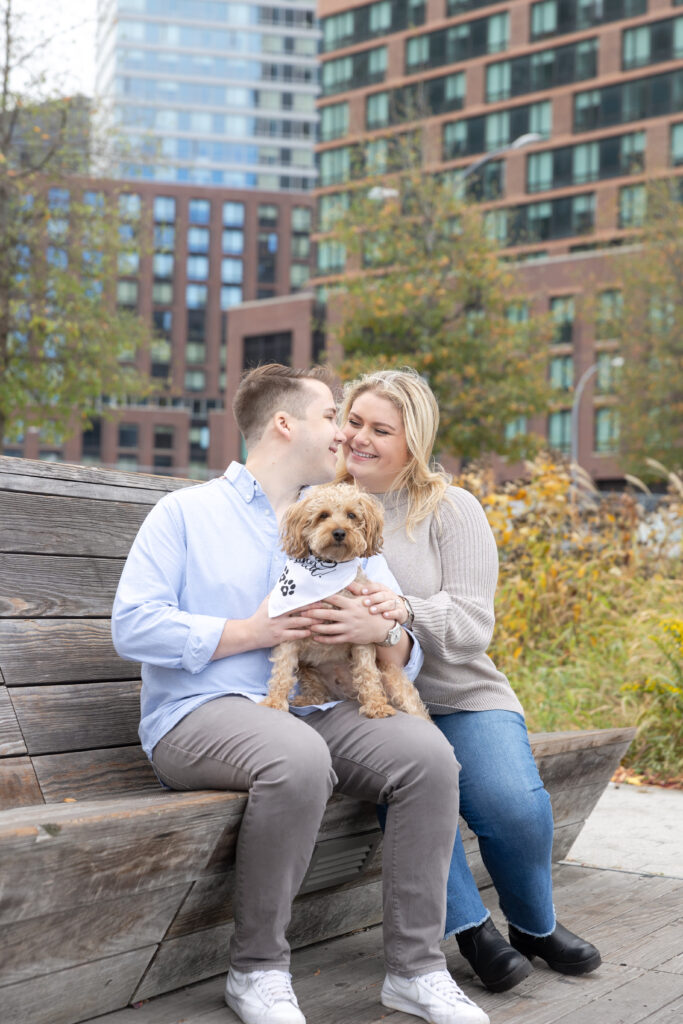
[0,756,44,809]
[0,553,124,616]
[0,684,26,756]
[0,491,151,557]
[0,947,158,1024]
[0,618,138,685]
[31,745,162,801]
[11,680,141,755]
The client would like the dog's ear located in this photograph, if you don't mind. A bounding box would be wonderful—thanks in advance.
[280,500,311,559]
[358,492,384,556]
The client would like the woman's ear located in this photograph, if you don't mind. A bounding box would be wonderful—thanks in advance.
[280,500,311,559]
[358,493,384,556]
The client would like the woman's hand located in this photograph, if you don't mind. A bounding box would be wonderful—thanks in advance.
[346,580,409,625]
[307,591,396,645]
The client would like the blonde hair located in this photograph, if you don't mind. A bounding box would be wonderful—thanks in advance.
[338,368,452,535]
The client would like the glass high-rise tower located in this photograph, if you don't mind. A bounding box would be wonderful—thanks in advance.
[96,0,319,190]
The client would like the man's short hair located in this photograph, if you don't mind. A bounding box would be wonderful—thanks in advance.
[233,363,337,448]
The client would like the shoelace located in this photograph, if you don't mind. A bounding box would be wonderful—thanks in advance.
[418,971,478,1007]
[252,970,297,1007]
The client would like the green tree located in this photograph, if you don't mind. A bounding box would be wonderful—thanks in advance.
[0,0,153,445]
[603,180,683,477]
[318,132,551,461]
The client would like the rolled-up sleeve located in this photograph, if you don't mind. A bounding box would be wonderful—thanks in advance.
[112,497,227,674]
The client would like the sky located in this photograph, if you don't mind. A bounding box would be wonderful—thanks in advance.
[10,0,98,96]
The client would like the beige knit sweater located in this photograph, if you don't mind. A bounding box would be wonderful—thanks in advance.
[377,486,524,717]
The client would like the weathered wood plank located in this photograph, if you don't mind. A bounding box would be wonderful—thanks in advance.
[529,728,637,756]
[0,470,177,503]
[536,741,633,788]
[0,791,246,924]
[0,755,44,809]
[0,947,158,1024]
[0,618,138,685]
[11,681,141,755]
[0,491,151,557]
[0,883,189,985]
[134,879,386,1003]
[31,745,162,801]
[0,453,197,493]
[0,684,26,755]
[0,553,124,616]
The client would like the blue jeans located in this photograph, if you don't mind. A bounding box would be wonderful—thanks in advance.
[436,710,556,938]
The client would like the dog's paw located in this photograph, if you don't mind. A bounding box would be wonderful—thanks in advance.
[360,704,396,718]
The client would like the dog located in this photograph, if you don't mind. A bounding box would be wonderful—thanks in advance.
[262,482,430,720]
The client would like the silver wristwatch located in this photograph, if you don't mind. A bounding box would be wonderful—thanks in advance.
[402,596,415,630]
[377,620,403,647]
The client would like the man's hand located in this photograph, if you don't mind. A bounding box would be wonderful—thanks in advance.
[211,595,315,660]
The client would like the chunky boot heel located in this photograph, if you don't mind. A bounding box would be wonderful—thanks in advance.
[457,919,533,993]
[508,922,602,976]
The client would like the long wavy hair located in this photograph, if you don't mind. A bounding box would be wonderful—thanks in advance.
[338,368,452,536]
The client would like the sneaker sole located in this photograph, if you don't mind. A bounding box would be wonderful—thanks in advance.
[381,989,489,1024]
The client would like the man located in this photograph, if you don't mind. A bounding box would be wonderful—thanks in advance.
[112,364,488,1024]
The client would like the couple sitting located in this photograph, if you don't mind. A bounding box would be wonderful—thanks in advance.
[112,363,599,1024]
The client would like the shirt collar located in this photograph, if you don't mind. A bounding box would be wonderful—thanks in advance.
[224,461,262,504]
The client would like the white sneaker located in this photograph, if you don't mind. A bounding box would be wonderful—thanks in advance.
[381,970,489,1024]
[225,968,306,1024]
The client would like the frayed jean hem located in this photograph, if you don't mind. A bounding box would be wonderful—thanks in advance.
[444,910,491,941]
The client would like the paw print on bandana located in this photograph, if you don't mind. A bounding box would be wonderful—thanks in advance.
[278,566,296,597]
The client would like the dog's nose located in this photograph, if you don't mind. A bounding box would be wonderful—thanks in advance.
[332,529,346,542]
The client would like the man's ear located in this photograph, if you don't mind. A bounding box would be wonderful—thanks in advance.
[272,409,292,441]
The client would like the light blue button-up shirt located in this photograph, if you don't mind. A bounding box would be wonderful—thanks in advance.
[112,462,423,759]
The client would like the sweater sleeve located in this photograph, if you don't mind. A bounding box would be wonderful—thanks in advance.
[408,489,498,663]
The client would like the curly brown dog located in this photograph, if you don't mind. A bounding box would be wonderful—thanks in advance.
[263,482,430,720]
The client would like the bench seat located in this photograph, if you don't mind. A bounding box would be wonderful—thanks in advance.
[0,456,636,1024]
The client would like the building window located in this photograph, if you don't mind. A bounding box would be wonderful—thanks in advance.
[116,280,138,308]
[623,17,683,72]
[406,13,509,74]
[184,370,206,390]
[619,184,647,228]
[186,284,208,308]
[221,286,243,309]
[574,68,683,132]
[153,253,174,278]
[118,423,138,448]
[243,331,293,369]
[671,122,683,165]
[153,454,173,473]
[222,229,244,254]
[487,39,597,102]
[154,425,174,449]
[320,102,349,142]
[322,47,387,97]
[187,227,210,253]
[443,100,550,159]
[596,352,621,394]
[596,290,623,339]
[153,196,176,222]
[223,201,244,226]
[119,193,141,220]
[319,147,352,187]
[505,415,527,440]
[117,455,139,471]
[531,0,645,41]
[187,255,209,280]
[527,132,645,192]
[258,204,279,226]
[153,282,173,304]
[189,198,211,224]
[317,240,346,274]
[81,419,101,461]
[186,342,206,365]
[549,354,573,392]
[594,408,620,453]
[290,264,309,290]
[550,296,574,344]
[292,207,311,232]
[317,192,350,232]
[548,410,571,453]
[221,258,243,284]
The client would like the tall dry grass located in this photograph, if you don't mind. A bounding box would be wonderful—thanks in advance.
[455,457,683,783]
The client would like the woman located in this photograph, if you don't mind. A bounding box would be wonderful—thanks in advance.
[336,367,601,993]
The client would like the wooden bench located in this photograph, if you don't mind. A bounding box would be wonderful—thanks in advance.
[0,455,636,1024]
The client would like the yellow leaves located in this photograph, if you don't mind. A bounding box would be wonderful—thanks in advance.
[513,645,523,660]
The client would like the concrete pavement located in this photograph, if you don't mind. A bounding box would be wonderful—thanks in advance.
[564,781,683,878]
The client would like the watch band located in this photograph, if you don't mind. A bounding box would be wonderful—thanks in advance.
[402,596,415,630]
[377,620,402,647]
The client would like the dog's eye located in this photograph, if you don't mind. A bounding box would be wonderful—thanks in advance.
[347,512,357,520]
[318,512,330,521]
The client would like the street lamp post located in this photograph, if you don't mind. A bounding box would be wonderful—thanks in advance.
[570,356,625,472]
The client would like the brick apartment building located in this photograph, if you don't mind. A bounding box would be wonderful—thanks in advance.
[315,0,683,483]
[3,180,316,477]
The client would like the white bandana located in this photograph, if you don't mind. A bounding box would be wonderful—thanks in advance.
[268,556,362,617]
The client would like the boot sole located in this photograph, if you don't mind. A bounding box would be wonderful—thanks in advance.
[481,956,534,993]
[512,946,602,976]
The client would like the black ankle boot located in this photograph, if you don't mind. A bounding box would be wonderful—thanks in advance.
[508,922,602,975]
[457,918,534,992]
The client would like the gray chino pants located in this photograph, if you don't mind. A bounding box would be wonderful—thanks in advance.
[152,696,460,977]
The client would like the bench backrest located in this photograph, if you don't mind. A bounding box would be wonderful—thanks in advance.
[0,456,198,808]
